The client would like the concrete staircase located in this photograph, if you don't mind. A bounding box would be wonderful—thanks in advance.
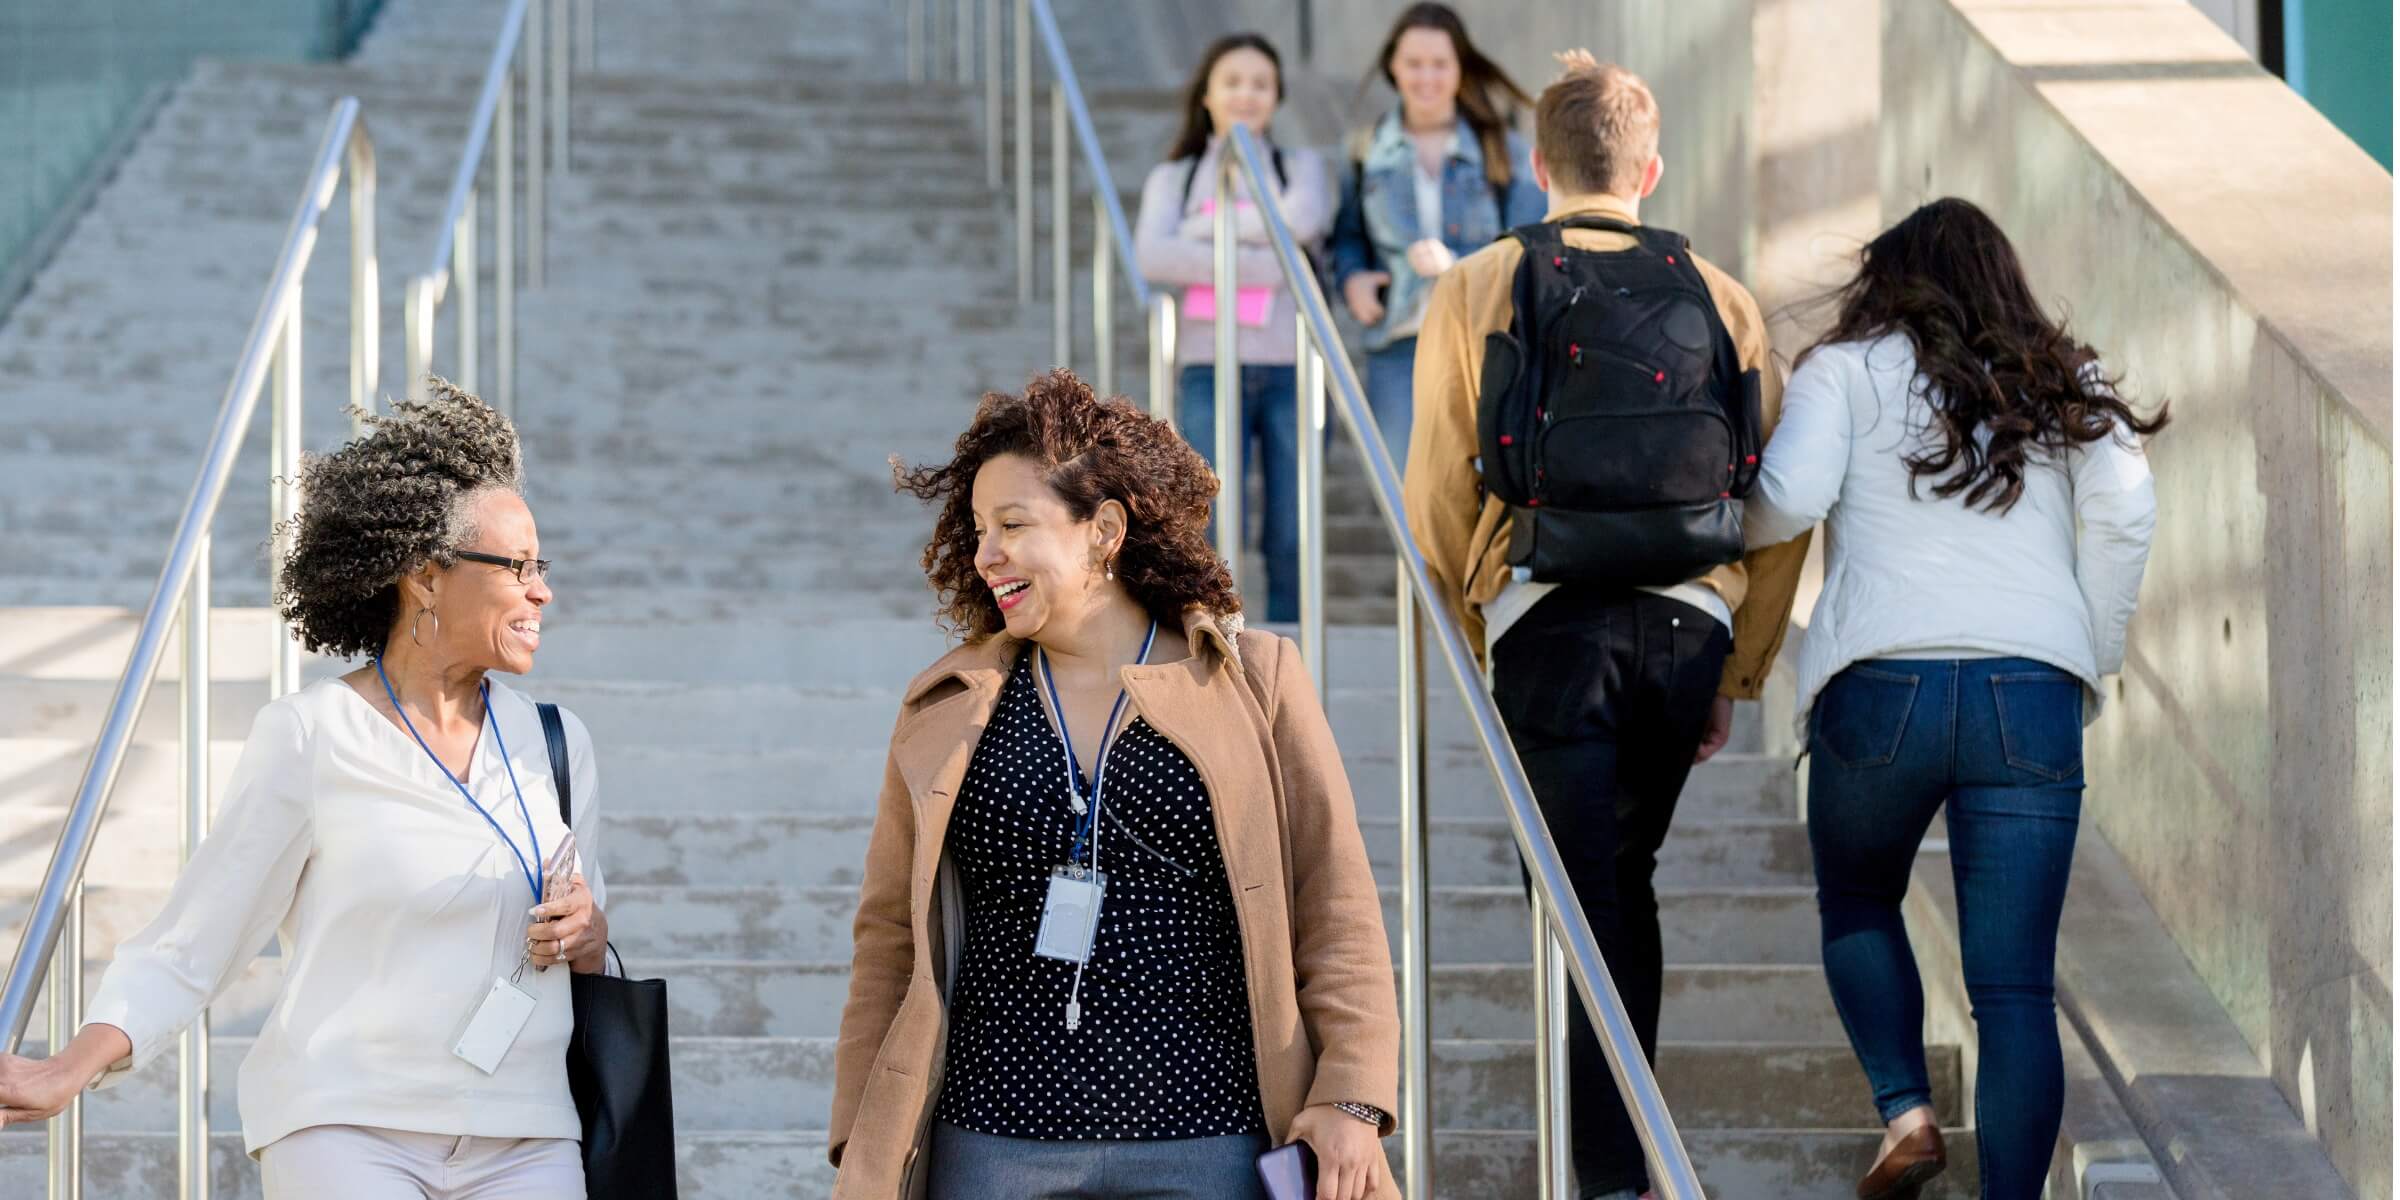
[0,0,1973,1195]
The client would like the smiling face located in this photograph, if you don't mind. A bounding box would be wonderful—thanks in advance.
[1390,27,1462,121]
[969,453,1123,644]
[421,489,551,675]
[1202,46,1280,139]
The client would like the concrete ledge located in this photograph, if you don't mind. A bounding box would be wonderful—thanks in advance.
[1905,830,2352,1199]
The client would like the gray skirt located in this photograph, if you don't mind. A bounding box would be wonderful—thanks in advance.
[928,1121,1271,1200]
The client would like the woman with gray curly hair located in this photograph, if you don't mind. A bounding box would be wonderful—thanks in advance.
[0,383,608,1199]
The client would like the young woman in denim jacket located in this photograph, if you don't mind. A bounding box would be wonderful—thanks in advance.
[1326,2,1542,466]
[1133,33,1330,623]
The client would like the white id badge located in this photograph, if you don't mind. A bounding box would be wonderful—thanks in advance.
[452,976,539,1074]
[1033,868,1106,964]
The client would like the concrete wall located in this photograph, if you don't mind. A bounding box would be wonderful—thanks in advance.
[1882,2,2391,1194]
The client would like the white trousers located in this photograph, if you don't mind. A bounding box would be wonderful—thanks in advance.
[260,1124,584,1200]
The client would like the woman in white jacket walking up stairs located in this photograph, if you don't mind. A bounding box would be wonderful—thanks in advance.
[1744,197,2166,1200]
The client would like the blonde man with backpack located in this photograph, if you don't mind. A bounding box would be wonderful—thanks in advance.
[1402,54,1810,1200]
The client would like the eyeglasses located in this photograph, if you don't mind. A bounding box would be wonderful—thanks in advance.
[453,550,551,585]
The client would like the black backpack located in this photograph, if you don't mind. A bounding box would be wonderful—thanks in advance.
[1477,216,1763,586]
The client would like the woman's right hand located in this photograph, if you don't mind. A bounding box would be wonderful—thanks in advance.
[0,1023,129,1127]
[0,1053,91,1128]
[1343,271,1390,326]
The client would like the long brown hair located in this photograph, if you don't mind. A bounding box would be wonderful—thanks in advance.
[1165,33,1285,163]
[1804,198,2169,514]
[1366,2,1531,188]
[894,370,1241,639]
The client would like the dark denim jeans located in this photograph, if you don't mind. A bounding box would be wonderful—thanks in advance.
[1177,363,1299,622]
[1808,657,2085,1200]
[928,1121,1270,1199]
[1491,587,1731,1198]
[1364,335,1417,468]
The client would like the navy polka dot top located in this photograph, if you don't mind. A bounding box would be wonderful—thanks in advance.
[934,650,1265,1139]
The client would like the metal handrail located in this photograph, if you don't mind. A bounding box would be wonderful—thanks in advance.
[404,0,587,416]
[1214,123,1707,1200]
[0,98,378,1200]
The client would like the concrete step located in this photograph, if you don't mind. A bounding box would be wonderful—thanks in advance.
[0,796,1804,892]
[15,956,1844,1044]
[0,1127,1982,1198]
[0,673,1769,765]
[10,1032,1955,1136]
[0,878,1821,968]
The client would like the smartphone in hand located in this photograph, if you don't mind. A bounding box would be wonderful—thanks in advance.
[1255,1141,1316,1200]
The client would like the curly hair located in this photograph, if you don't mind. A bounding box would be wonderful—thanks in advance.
[895,369,1239,639]
[1805,198,2168,513]
[274,379,525,659]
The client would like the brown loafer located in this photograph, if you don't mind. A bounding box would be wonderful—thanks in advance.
[1857,1125,1947,1200]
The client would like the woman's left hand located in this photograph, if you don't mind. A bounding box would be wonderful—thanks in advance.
[1286,1104,1393,1200]
[528,874,608,973]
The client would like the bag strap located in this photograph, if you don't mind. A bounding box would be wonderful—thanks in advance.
[538,701,571,826]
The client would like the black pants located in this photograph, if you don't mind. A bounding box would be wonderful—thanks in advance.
[1489,587,1732,1199]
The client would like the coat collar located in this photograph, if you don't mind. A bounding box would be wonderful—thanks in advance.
[898,607,1246,708]
[1544,193,1641,227]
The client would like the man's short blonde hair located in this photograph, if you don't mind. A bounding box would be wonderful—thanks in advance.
[1535,61,1660,196]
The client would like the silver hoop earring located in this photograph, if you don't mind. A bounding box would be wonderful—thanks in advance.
[410,607,438,647]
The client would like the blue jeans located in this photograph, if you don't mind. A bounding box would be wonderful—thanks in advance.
[928,1121,1270,1200]
[1177,364,1298,622]
[1807,658,2085,1200]
[1364,335,1416,468]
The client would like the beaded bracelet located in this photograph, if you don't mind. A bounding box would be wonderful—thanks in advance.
[1334,1101,1386,1127]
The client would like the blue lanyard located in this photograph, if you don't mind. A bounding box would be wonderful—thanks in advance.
[375,659,546,906]
[1039,620,1158,870]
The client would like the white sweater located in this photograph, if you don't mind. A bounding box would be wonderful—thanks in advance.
[1745,335,2159,739]
[82,676,601,1155]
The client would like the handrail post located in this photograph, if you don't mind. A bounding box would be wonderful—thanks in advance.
[453,198,477,395]
[549,0,569,176]
[271,302,302,699]
[525,0,545,290]
[1396,572,1432,1200]
[1296,327,1325,689]
[1211,157,1242,595]
[45,886,80,1200]
[347,131,378,432]
[1532,891,1565,1200]
[982,0,1000,188]
[945,0,964,81]
[1012,0,1031,304]
[497,67,516,418]
[1148,292,1176,426]
[1092,191,1112,396]
[404,276,433,403]
[906,0,924,82]
[1543,923,1573,1198]
[177,539,211,1200]
[1050,85,1069,368]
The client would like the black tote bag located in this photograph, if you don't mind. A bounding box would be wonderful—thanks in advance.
[540,702,681,1200]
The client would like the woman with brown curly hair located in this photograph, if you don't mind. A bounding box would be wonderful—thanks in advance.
[0,383,606,1199]
[829,370,1399,1200]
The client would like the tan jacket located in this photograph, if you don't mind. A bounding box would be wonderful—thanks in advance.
[828,609,1401,1198]
[1402,195,1812,698]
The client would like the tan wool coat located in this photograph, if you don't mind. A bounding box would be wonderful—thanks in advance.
[827,609,1402,1199]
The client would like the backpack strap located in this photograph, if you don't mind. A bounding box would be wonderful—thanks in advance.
[538,701,571,826]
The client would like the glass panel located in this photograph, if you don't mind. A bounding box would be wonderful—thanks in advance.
[0,0,389,292]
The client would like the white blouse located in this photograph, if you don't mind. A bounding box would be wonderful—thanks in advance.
[1745,334,2158,738]
[82,675,602,1155]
